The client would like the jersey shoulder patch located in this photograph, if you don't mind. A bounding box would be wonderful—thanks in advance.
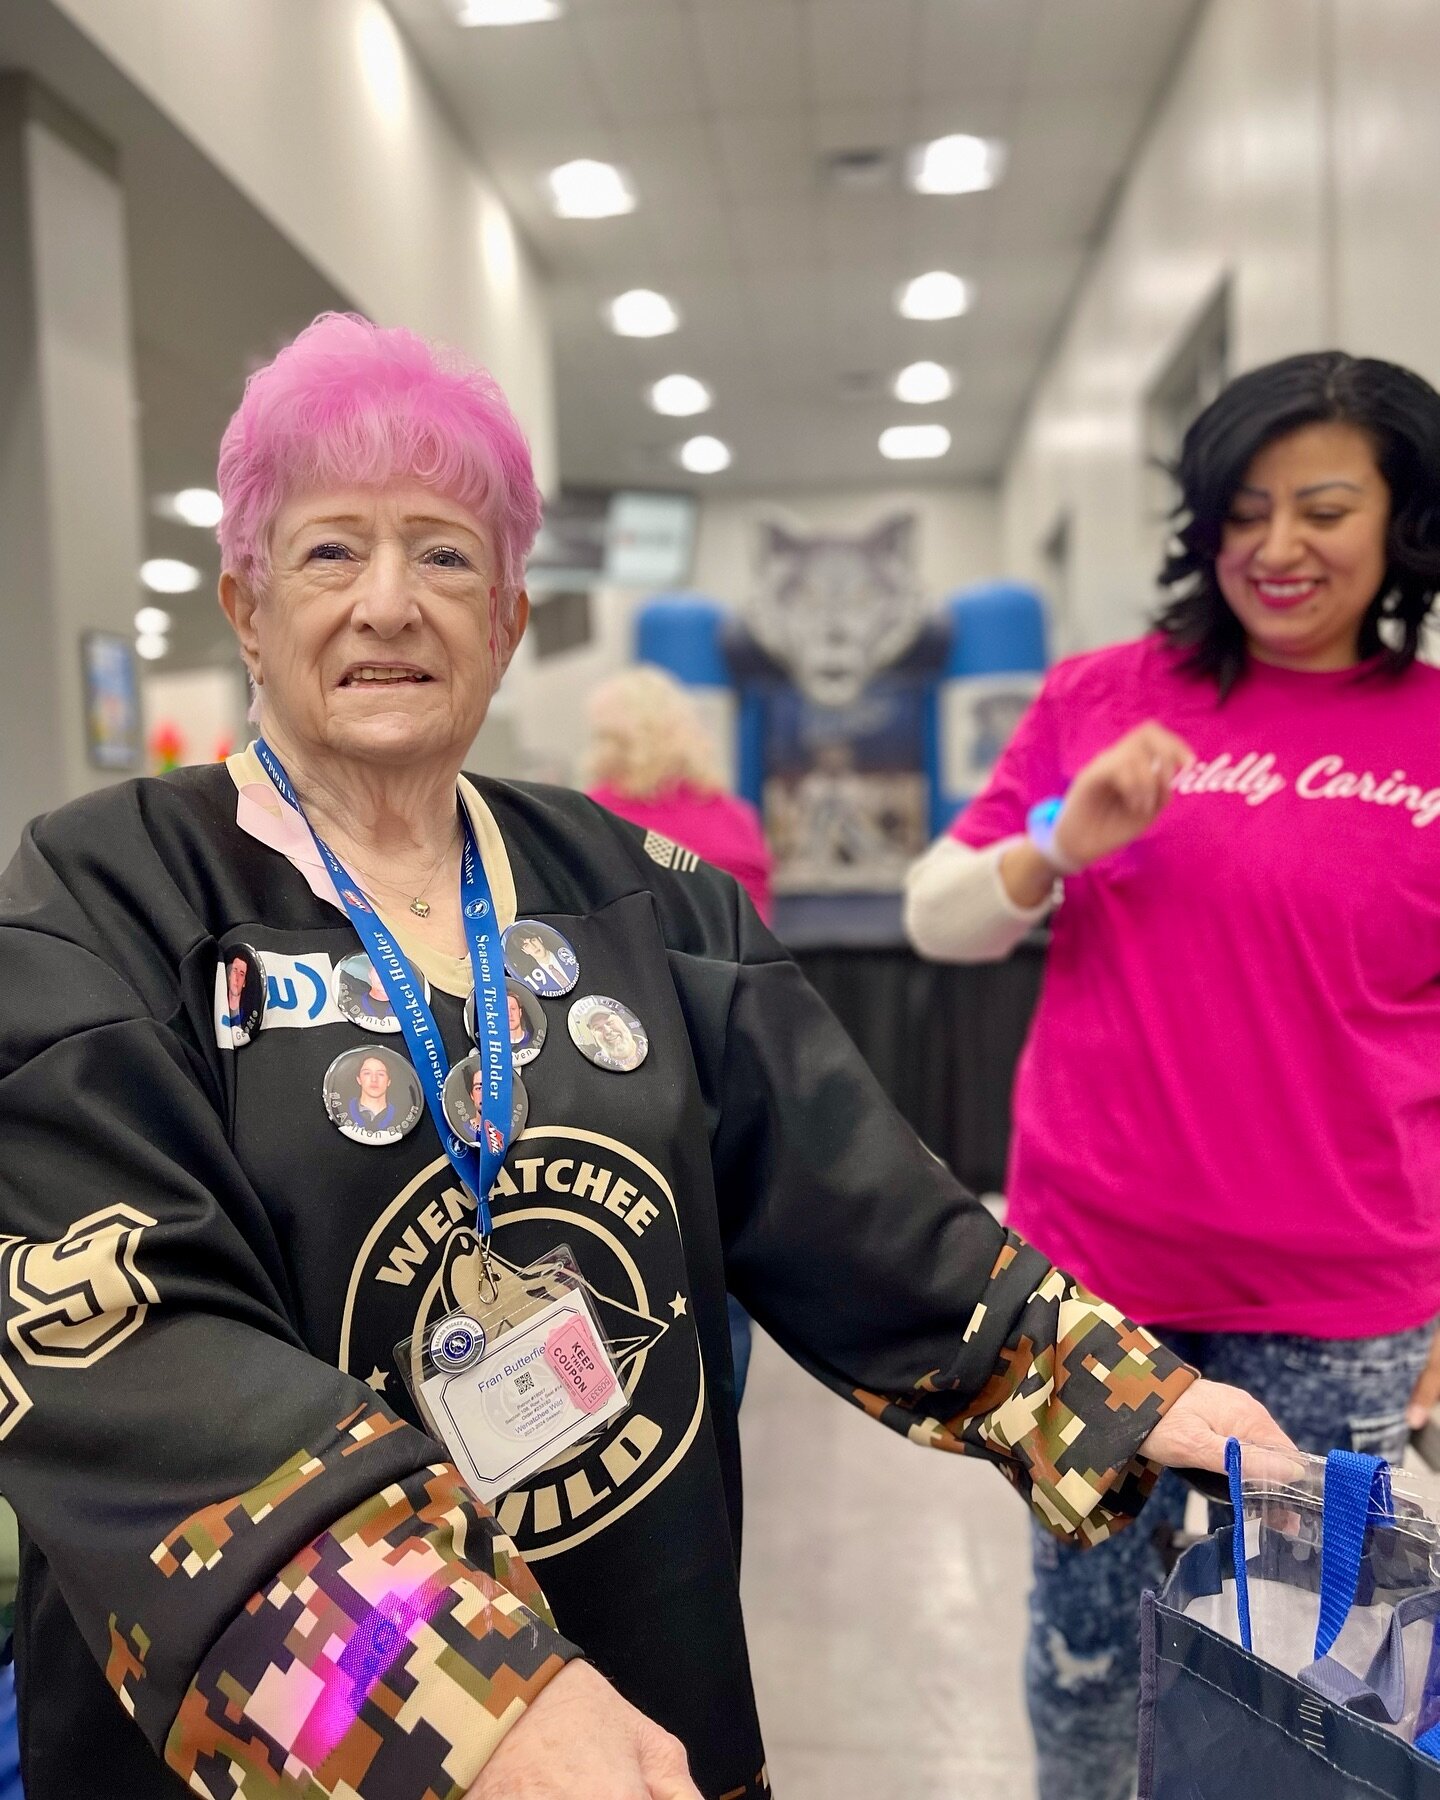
[642,830,700,874]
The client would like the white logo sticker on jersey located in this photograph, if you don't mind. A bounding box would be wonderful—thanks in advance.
[214,951,345,1045]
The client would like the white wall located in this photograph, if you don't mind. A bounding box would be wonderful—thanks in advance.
[1002,0,1440,655]
[491,484,1002,785]
[48,0,556,488]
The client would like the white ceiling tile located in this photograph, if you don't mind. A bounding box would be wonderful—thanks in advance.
[1026,0,1204,94]
[573,2,707,122]
[690,0,808,113]
[803,0,919,109]
[714,112,816,200]
[914,0,1037,100]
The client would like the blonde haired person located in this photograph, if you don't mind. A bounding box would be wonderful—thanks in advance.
[585,664,773,922]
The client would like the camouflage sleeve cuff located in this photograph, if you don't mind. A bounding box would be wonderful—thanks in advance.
[852,1233,1198,1547]
[162,1463,581,1799]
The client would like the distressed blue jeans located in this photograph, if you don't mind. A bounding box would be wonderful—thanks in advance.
[1026,1321,1436,1800]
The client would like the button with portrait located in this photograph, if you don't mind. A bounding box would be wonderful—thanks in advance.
[323,1046,424,1146]
[443,1051,486,1147]
[466,984,545,1061]
[333,951,427,1033]
[567,995,649,1074]
[443,1052,530,1149]
[502,920,580,998]
[222,944,267,1047]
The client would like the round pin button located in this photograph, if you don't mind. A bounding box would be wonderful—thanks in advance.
[442,1052,486,1147]
[333,951,429,1034]
[503,920,580,997]
[505,980,546,1065]
[323,1045,424,1146]
[429,1314,486,1372]
[221,944,266,1048]
[443,1052,530,1149]
[568,995,649,1073]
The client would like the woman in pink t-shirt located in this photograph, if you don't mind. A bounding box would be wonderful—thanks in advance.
[584,663,774,1402]
[907,351,1440,1800]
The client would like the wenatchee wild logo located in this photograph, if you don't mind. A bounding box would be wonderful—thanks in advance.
[338,1126,704,1560]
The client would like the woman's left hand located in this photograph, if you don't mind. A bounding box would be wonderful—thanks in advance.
[1407,1326,1440,1431]
[1139,1377,1296,1474]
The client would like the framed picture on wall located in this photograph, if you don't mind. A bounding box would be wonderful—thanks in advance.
[80,631,142,771]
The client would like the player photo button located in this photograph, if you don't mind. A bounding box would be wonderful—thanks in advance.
[222,944,266,1047]
[505,979,546,1066]
[333,951,427,1034]
[323,1046,424,1146]
[443,1053,530,1150]
[502,920,580,998]
[567,995,649,1074]
[443,1051,485,1147]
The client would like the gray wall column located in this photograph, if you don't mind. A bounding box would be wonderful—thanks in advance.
[0,73,144,857]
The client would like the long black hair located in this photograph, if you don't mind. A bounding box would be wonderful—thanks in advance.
[1156,350,1440,691]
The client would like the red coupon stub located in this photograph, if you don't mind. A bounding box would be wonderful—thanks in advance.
[544,1314,618,1414]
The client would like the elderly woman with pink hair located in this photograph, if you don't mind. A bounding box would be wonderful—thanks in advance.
[0,314,1283,1800]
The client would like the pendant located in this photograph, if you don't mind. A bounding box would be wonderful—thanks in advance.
[410,897,431,918]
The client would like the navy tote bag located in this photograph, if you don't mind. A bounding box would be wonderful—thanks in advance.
[1140,1443,1440,1799]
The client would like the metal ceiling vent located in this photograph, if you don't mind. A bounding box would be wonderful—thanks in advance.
[821,147,893,192]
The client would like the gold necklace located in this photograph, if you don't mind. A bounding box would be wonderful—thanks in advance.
[344,816,461,919]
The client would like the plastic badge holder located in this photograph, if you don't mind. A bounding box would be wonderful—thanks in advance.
[397,1243,629,1504]
[1185,1442,1440,1749]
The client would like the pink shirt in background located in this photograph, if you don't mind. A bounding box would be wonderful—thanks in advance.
[588,781,774,924]
[952,632,1440,1338]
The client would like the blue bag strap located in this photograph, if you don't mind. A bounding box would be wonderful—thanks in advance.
[1225,1437,1253,1652]
[1315,1449,1393,1661]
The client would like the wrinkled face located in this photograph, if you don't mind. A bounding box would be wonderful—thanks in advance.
[358,1057,391,1101]
[1216,422,1390,672]
[226,959,248,1012]
[590,1012,634,1059]
[222,483,528,768]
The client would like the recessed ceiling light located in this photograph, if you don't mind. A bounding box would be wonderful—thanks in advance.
[140,558,202,594]
[896,271,972,321]
[908,133,1007,196]
[134,606,173,635]
[548,159,635,220]
[649,375,712,417]
[893,361,955,405]
[169,487,223,529]
[457,0,562,22]
[879,423,951,461]
[607,289,680,337]
[135,633,169,661]
[679,435,731,475]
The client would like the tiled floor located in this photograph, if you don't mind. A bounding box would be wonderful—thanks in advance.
[739,1326,1037,1798]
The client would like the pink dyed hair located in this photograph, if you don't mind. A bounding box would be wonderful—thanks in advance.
[216,312,541,617]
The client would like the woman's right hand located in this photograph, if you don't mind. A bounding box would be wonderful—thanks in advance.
[1052,721,1194,871]
[465,1662,702,1800]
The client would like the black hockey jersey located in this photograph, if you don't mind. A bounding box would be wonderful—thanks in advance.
[0,758,1192,1799]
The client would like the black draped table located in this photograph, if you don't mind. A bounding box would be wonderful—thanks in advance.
[774,893,1046,1197]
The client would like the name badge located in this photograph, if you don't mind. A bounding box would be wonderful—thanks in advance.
[398,1247,627,1504]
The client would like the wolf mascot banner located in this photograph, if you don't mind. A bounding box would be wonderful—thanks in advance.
[634,518,1046,897]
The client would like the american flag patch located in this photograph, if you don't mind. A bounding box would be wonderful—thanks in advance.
[643,830,700,873]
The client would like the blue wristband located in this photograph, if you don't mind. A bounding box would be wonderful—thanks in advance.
[1026,796,1081,875]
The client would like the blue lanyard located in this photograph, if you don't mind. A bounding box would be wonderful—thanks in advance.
[253,738,512,1233]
